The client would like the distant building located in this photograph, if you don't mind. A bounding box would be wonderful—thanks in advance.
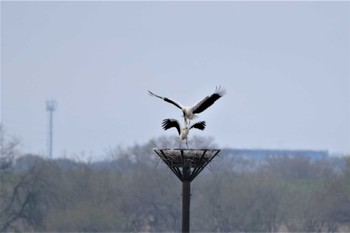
[221,148,328,160]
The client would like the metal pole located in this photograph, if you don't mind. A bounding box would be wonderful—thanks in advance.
[182,165,191,233]
[48,109,53,158]
[46,100,56,158]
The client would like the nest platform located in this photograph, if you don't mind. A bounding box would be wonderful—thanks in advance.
[153,148,220,182]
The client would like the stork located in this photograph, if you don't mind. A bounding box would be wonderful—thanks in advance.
[149,86,226,125]
[162,118,206,148]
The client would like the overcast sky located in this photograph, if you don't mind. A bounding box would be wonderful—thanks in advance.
[2,1,349,158]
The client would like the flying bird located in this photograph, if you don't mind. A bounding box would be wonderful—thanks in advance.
[148,86,226,125]
[162,118,206,148]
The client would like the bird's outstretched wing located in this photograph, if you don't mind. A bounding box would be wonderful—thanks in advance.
[162,119,181,135]
[190,121,206,131]
[191,86,226,114]
[148,90,183,110]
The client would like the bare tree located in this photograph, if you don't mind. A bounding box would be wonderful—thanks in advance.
[0,125,20,170]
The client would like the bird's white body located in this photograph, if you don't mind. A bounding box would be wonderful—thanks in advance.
[182,106,198,122]
[179,126,190,141]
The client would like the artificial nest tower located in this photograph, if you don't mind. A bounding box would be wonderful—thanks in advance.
[150,86,226,232]
[154,148,220,233]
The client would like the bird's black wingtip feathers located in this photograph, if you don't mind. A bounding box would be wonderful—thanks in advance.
[161,119,170,130]
[161,118,178,130]
[192,121,206,131]
[162,118,181,135]
[148,90,165,100]
[215,85,227,97]
[200,121,207,130]
[198,121,206,130]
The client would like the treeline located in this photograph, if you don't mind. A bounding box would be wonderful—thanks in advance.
[1,135,350,232]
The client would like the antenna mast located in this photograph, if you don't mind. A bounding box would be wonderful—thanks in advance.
[46,99,57,158]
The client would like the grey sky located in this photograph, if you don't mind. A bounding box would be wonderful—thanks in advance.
[1,1,349,158]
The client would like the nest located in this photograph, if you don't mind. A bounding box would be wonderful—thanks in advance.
[153,148,220,181]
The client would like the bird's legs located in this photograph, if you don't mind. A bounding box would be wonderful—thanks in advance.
[186,138,189,148]
[184,118,188,127]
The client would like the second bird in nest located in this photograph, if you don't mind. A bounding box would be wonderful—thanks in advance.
[162,118,206,148]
